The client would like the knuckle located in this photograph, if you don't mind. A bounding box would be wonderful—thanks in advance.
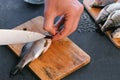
[73,4,84,16]
[71,4,84,16]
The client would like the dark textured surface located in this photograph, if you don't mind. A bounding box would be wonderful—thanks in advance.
[0,0,120,80]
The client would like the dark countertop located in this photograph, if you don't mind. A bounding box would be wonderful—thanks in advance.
[0,0,120,80]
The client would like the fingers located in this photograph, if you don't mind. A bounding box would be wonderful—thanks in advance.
[44,0,84,41]
[43,13,56,35]
[53,15,77,40]
[53,4,84,41]
[54,16,65,31]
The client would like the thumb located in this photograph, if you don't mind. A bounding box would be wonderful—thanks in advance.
[43,14,56,35]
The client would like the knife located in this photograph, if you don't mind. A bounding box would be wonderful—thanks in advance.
[0,29,51,45]
[24,0,44,4]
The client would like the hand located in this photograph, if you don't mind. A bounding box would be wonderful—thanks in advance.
[43,0,84,40]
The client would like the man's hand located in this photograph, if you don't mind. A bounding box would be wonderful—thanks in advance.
[43,0,84,40]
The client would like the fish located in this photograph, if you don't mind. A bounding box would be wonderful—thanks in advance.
[96,3,120,25]
[10,38,52,77]
[112,28,120,38]
[101,10,120,32]
[91,0,117,8]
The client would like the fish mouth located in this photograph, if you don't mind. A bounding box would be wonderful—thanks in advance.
[101,26,109,32]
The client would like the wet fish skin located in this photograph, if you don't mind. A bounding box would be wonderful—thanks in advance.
[101,10,120,32]
[20,42,33,58]
[112,28,120,38]
[91,0,117,8]
[10,38,52,77]
[96,3,120,25]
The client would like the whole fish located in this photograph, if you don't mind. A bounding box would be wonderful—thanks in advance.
[101,10,120,32]
[112,28,120,38]
[96,3,120,25]
[91,0,117,8]
[10,38,52,76]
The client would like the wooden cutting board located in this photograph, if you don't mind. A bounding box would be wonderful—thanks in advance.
[8,16,91,80]
[83,0,120,48]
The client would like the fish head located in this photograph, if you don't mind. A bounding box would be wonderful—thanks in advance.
[101,19,113,32]
[96,4,111,24]
[96,9,108,24]
[96,15,107,25]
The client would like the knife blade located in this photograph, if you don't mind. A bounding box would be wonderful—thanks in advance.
[0,29,47,45]
[24,0,44,4]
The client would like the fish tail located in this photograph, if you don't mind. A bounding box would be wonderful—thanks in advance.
[9,59,26,77]
[9,65,23,77]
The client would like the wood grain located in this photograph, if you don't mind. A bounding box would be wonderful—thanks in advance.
[8,16,91,80]
[83,0,120,48]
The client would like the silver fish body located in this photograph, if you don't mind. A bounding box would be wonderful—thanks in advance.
[10,38,52,76]
[96,3,120,24]
[101,10,120,32]
[112,28,120,38]
[91,0,117,8]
